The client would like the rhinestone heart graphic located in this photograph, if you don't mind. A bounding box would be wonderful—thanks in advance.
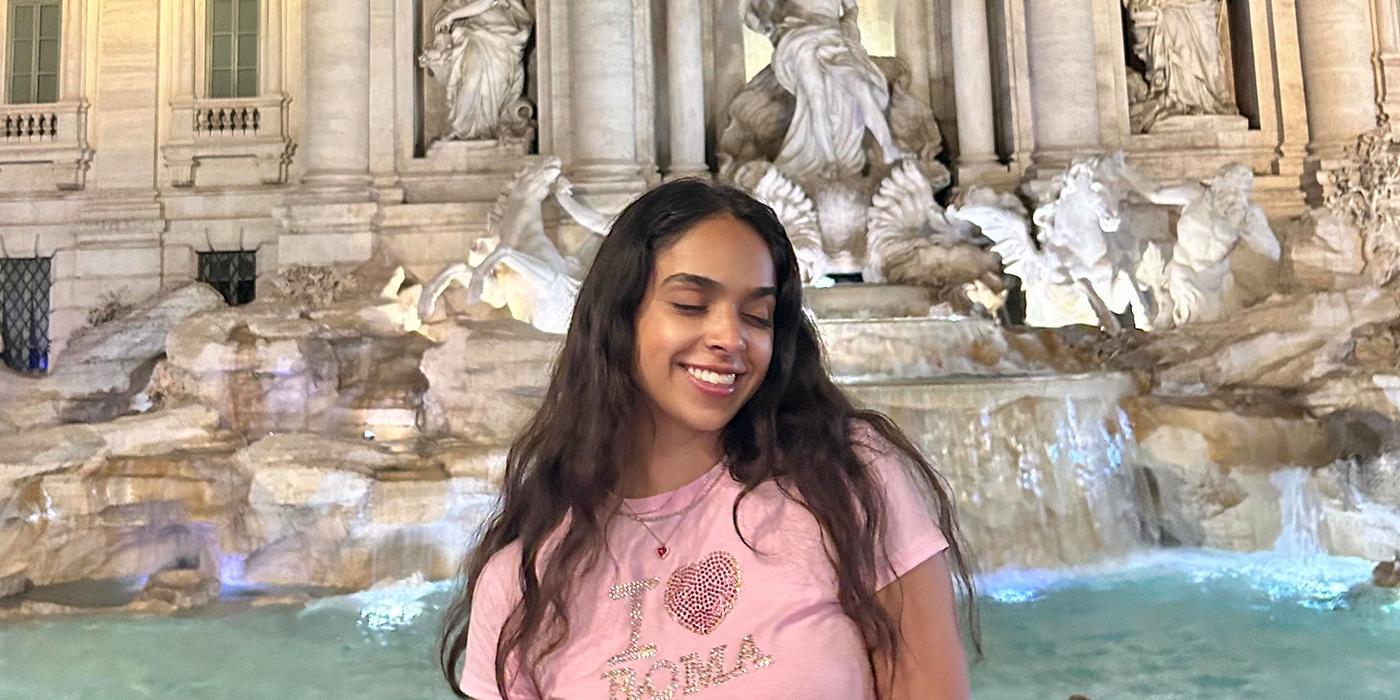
[664,551,741,636]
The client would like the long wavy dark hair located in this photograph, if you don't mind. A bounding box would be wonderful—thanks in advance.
[439,178,979,696]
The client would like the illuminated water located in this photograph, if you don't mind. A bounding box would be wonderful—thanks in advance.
[1,551,1395,699]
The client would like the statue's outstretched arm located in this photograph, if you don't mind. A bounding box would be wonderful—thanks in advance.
[1239,208,1282,260]
[1142,182,1201,208]
[554,177,612,235]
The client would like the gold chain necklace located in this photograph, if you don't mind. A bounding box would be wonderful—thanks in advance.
[619,466,724,559]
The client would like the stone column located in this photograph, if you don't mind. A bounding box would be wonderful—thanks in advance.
[300,0,372,192]
[949,0,1001,179]
[666,0,709,178]
[568,0,647,195]
[1296,0,1379,159]
[1024,0,1102,168]
[276,0,377,268]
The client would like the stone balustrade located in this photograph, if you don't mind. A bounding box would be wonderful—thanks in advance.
[163,94,295,187]
[0,101,92,192]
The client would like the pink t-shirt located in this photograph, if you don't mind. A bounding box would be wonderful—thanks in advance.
[460,425,949,699]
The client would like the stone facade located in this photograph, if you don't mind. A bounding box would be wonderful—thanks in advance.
[1,0,1396,365]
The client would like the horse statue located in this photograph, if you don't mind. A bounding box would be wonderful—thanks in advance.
[950,154,1155,331]
[418,157,611,334]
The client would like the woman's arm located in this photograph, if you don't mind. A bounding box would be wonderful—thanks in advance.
[872,551,971,700]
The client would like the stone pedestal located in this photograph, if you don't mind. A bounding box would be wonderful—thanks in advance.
[273,201,381,268]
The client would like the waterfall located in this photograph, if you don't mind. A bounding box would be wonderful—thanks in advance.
[844,373,1156,570]
[1270,468,1324,560]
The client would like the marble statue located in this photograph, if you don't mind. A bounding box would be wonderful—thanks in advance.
[950,155,1153,331]
[865,160,1002,293]
[1135,164,1280,327]
[1123,0,1235,133]
[718,0,950,277]
[419,0,534,142]
[741,0,906,180]
[418,158,610,334]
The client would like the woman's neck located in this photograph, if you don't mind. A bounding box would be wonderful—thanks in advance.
[623,423,723,498]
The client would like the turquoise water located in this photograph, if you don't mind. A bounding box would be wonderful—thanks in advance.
[1,550,1396,699]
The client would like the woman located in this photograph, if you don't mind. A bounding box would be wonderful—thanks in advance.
[439,179,978,698]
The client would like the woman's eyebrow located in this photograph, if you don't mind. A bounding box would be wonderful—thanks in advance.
[661,273,776,298]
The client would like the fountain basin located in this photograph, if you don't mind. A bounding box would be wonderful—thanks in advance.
[2,550,1393,699]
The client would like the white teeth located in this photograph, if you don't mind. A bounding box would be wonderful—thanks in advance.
[686,366,736,386]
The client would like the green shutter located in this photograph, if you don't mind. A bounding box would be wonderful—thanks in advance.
[6,0,61,104]
[207,0,258,98]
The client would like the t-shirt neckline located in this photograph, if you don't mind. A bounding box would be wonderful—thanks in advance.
[620,459,728,518]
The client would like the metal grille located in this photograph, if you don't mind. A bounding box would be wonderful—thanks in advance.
[0,257,51,374]
[198,250,257,306]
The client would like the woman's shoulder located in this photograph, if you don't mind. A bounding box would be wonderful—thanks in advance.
[845,416,904,462]
[474,540,525,599]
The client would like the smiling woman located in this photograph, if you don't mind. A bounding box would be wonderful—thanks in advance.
[438,178,978,699]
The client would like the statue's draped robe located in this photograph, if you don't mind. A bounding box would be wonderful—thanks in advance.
[427,0,531,141]
[1134,0,1234,130]
[768,12,890,179]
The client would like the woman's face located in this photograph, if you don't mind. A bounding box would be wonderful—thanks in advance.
[634,215,777,441]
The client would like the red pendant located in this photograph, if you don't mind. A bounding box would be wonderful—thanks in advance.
[657,545,669,559]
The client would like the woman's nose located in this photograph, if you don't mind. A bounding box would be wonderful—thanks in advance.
[705,309,747,353]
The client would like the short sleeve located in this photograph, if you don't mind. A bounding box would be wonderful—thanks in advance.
[851,422,950,590]
[459,545,539,699]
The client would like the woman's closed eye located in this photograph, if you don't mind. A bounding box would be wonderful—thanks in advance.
[669,302,772,328]
[743,312,773,328]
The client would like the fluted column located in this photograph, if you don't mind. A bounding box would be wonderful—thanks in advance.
[301,0,372,192]
[1024,0,1102,167]
[665,0,709,178]
[1296,0,1379,159]
[568,0,645,192]
[949,0,1000,178]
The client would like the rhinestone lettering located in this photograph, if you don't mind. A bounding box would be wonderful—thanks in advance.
[607,577,661,666]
